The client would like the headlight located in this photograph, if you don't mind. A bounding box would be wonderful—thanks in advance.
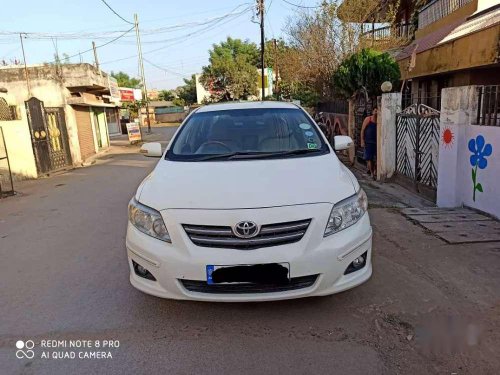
[324,189,368,237]
[128,198,171,242]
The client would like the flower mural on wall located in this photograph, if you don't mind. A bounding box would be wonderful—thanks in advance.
[441,127,455,149]
[468,135,493,201]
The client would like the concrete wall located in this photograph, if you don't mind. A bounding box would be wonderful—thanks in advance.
[377,93,402,181]
[0,92,37,180]
[437,86,500,219]
[195,74,210,104]
[155,112,187,123]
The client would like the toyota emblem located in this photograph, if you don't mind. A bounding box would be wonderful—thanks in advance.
[233,221,259,238]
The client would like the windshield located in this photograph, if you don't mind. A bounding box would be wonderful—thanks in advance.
[166,108,328,161]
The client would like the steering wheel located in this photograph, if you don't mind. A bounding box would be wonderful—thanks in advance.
[198,141,232,153]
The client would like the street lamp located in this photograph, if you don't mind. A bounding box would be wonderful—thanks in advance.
[381,81,392,93]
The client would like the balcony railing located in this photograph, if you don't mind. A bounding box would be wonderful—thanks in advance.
[361,23,413,47]
[418,0,474,29]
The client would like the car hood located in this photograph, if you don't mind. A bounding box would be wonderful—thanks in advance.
[137,154,357,210]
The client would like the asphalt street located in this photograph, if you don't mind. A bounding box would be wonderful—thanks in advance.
[1,126,500,374]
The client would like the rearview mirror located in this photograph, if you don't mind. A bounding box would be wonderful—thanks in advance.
[140,142,162,157]
[334,136,353,151]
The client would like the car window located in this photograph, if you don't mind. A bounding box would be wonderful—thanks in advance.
[167,108,328,161]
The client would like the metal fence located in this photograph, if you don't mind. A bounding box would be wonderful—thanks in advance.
[418,0,473,29]
[476,85,500,127]
[0,127,14,197]
[361,23,413,46]
[402,92,442,112]
[317,99,349,115]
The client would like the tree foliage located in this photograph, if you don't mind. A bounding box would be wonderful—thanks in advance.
[110,71,141,88]
[332,48,400,99]
[282,1,364,100]
[177,74,197,106]
[279,0,402,101]
[172,97,185,107]
[200,37,259,102]
[158,90,175,101]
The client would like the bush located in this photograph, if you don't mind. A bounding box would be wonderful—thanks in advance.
[333,49,400,99]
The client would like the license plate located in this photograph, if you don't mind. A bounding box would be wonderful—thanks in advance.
[206,263,290,285]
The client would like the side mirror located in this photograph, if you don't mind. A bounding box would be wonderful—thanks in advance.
[140,142,162,157]
[334,135,353,151]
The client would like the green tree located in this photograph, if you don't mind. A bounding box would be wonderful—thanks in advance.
[158,90,175,101]
[177,74,197,106]
[333,48,400,99]
[123,99,148,120]
[172,97,185,107]
[110,71,142,88]
[200,37,259,102]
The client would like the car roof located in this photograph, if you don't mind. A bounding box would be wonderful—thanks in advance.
[195,101,301,113]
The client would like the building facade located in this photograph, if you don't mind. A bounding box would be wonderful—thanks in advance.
[0,63,120,180]
[357,0,500,109]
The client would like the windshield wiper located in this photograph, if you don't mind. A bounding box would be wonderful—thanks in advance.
[260,149,324,158]
[192,152,258,161]
[191,149,323,161]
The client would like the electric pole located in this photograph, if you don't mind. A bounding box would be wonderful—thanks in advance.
[134,13,151,133]
[92,41,101,75]
[19,33,31,98]
[273,38,280,99]
[258,0,265,100]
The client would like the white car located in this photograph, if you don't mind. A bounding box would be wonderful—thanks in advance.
[127,101,372,302]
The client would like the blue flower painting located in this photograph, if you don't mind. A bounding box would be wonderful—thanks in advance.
[468,135,492,201]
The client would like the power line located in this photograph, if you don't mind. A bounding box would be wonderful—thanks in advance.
[143,58,187,78]
[112,4,253,45]
[98,0,134,25]
[0,3,252,43]
[100,7,251,65]
[266,0,275,38]
[46,25,134,64]
[281,0,322,9]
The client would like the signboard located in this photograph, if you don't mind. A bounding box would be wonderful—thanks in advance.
[133,89,143,101]
[108,77,120,99]
[120,89,135,102]
[126,122,142,143]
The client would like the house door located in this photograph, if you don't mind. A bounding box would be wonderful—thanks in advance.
[25,97,72,174]
[93,110,103,148]
[92,109,108,148]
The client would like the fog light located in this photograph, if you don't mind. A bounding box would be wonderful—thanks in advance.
[352,255,364,268]
[132,260,156,281]
[344,251,368,275]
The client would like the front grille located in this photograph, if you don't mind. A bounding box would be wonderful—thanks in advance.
[183,219,311,249]
[179,275,318,294]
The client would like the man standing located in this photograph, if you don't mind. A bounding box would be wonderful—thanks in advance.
[360,108,377,180]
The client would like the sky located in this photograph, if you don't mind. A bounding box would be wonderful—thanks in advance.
[0,0,319,90]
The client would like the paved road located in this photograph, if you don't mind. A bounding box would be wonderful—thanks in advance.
[1,128,500,374]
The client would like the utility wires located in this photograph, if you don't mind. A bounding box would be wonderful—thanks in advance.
[99,0,134,25]
[281,0,323,9]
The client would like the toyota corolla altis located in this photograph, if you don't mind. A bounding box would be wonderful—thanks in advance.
[126,101,372,302]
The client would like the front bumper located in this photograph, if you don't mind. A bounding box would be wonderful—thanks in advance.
[126,203,372,302]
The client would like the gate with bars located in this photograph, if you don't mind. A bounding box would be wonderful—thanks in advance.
[395,103,440,200]
[0,126,14,197]
[25,97,72,174]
